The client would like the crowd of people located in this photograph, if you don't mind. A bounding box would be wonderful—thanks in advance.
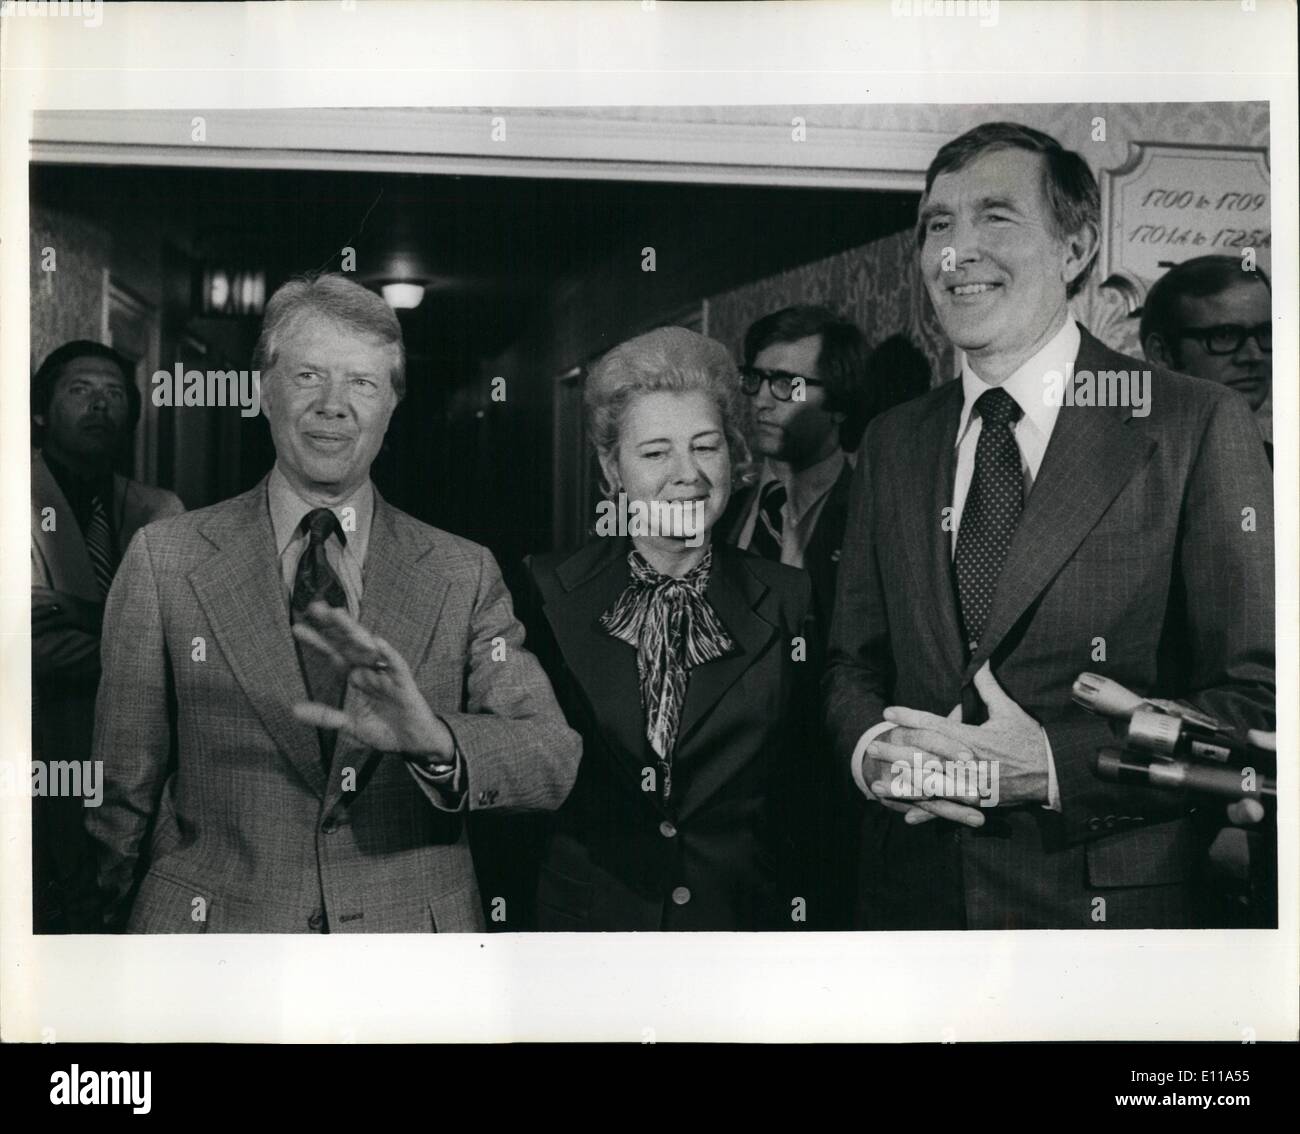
[31,121,1276,935]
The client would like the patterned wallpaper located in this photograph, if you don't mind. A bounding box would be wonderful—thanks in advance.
[702,101,1269,379]
[29,205,110,368]
[708,226,953,382]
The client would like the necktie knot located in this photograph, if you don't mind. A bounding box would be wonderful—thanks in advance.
[975,387,1022,429]
[302,507,344,547]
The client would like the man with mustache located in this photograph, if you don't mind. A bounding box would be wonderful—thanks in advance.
[31,341,185,933]
[824,123,1274,929]
[87,273,580,933]
[1140,255,1273,465]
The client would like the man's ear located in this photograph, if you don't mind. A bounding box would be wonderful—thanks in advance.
[1061,222,1100,292]
[1143,333,1175,368]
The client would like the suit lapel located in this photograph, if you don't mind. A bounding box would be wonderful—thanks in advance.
[189,480,330,799]
[543,539,651,781]
[326,493,450,807]
[897,385,967,682]
[806,460,852,557]
[30,451,101,600]
[966,332,1156,676]
[674,546,777,820]
[675,546,774,748]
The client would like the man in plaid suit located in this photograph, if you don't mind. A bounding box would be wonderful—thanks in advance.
[88,274,580,933]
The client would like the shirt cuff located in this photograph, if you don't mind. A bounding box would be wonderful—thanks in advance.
[850,720,898,801]
[1042,725,1061,811]
[404,734,465,808]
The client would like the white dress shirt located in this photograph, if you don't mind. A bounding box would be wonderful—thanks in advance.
[850,317,1080,811]
[268,464,373,618]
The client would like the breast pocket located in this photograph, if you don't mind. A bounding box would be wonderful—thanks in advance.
[127,868,214,934]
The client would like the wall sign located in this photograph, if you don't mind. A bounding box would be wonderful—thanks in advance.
[1099,142,1271,312]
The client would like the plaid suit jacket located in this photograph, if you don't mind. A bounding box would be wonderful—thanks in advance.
[86,478,581,933]
[823,328,1275,929]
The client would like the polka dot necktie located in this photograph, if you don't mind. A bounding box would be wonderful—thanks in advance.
[748,480,786,561]
[955,388,1024,654]
[290,508,349,766]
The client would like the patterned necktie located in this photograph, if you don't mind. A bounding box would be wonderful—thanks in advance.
[290,508,349,766]
[748,480,787,561]
[599,548,734,801]
[84,493,117,598]
[954,387,1024,653]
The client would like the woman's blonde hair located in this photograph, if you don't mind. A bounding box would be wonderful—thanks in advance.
[585,326,754,497]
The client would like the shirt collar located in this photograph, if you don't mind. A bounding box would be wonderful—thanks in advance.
[758,447,846,524]
[267,464,375,563]
[955,317,1080,449]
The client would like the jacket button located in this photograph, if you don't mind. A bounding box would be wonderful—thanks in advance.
[659,821,677,838]
[671,886,691,906]
[1087,817,1101,831]
[307,911,324,931]
[321,818,338,834]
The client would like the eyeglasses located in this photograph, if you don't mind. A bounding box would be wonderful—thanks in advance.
[1176,323,1272,356]
[739,365,825,402]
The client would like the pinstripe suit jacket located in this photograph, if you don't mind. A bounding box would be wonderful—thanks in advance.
[86,477,581,933]
[823,328,1274,930]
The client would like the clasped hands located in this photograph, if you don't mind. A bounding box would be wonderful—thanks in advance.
[290,601,452,761]
[864,662,1050,827]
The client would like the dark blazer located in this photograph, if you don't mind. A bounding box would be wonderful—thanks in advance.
[721,457,853,628]
[87,478,581,933]
[824,327,1275,930]
[523,538,819,931]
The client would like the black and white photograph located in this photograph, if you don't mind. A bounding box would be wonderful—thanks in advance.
[1,0,1296,1071]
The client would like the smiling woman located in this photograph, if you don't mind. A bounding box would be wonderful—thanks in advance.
[518,326,830,932]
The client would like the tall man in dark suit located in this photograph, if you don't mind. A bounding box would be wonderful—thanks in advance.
[31,341,185,933]
[824,123,1274,930]
[87,273,580,933]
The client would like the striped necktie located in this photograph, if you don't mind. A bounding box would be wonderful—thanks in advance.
[748,480,786,562]
[291,508,349,767]
[84,493,117,598]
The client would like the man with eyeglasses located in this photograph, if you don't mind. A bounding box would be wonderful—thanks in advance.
[30,340,185,933]
[721,305,873,930]
[1140,256,1273,465]
[723,305,871,628]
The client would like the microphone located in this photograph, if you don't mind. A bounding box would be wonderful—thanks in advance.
[1071,673,1219,731]
[1092,748,1275,801]
[1072,673,1264,766]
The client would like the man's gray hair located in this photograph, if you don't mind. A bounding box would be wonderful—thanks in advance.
[253,272,406,399]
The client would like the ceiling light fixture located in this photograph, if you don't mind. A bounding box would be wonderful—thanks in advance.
[381,281,426,310]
